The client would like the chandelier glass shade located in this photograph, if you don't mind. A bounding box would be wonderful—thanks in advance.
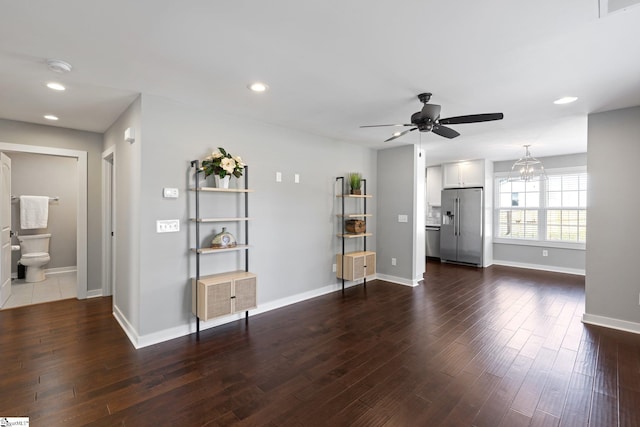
[508,145,547,182]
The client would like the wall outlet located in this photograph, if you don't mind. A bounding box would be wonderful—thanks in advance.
[157,219,180,233]
[332,263,336,272]
[542,249,548,257]
[398,215,408,223]
[391,258,397,266]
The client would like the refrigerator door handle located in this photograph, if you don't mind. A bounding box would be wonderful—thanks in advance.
[455,197,459,236]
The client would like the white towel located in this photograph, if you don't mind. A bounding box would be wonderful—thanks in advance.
[20,195,49,229]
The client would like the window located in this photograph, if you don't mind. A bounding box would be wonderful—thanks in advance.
[495,169,587,245]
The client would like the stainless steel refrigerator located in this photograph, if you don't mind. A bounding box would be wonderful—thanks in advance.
[440,188,483,266]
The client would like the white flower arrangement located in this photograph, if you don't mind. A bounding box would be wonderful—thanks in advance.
[202,147,245,178]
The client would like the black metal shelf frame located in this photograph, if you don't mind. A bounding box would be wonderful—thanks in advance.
[190,161,250,339]
[335,176,368,293]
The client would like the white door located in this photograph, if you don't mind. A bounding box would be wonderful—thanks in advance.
[0,153,12,307]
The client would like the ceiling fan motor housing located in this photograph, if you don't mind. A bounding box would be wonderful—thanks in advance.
[411,111,435,132]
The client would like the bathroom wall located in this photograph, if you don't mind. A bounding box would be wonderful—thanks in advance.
[9,151,78,273]
[0,118,103,292]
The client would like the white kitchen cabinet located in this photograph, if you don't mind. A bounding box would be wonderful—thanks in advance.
[426,166,442,206]
[442,159,485,188]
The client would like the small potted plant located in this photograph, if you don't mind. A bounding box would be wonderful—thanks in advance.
[348,172,362,195]
[201,147,245,188]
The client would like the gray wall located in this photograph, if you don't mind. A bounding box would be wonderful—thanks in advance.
[585,106,640,326]
[103,96,142,331]
[377,145,419,282]
[9,152,77,272]
[493,152,587,273]
[125,94,376,336]
[0,119,103,291]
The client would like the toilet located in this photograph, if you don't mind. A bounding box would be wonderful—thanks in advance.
[17,234,51,283]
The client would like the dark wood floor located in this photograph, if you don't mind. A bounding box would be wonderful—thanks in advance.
[2,261,640,426]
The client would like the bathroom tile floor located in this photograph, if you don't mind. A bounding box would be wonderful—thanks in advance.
[1,271,76,309]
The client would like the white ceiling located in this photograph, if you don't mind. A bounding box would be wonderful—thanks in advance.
[1,1,639,165]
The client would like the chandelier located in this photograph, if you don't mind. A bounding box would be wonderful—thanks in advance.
[508,145,547,182]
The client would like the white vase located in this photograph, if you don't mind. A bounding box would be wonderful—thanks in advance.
[215,175,231,189]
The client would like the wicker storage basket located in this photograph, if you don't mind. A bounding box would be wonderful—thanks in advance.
[345,219,366,233]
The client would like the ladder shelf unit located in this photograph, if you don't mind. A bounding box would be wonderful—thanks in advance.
[189,161,256,339]
[335,176,376,292]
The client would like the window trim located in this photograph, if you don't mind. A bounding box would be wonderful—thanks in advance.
[493,166,587,250]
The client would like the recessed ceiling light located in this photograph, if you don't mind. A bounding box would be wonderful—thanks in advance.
[554,96,578,105]
[46,82,66,91]
[44,115,59,121]
[248,82,269,92]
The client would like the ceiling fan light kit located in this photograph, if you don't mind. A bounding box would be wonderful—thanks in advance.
[361,92,504,142]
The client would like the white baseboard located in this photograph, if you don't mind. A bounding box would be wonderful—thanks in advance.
[11,265,77,279]
[113,304,141,349]
[129,279,374,349]
[45,266,78,275]
[582,313,640,335]
[376,273,421,287]
[492,260,585,276]
[87,289,103,298]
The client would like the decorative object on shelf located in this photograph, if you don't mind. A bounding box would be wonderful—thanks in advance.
[211,227,237,248]
[348,172,362,195]
[201,147,246,185]
[345,219,366,233]
[508,145,547,182]
[214,175,231,189]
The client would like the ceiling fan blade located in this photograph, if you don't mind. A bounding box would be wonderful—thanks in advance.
[439,113,504,125]
[360,124,413,128]
[420,104,441,121]
[432,125,460,139]
[384,127,417,142]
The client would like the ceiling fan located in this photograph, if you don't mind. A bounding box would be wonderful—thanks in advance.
[361,93,504,142]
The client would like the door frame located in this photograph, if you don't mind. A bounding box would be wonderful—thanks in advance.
[0,153,11,307]
[101,147,115,297]
[0,142,88,298]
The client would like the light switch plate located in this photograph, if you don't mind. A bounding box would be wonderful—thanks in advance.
[157,219,180,233]
[294,173,300,184]
[276,171,282,182]
[398,214,408,223]
[163,188,179,198]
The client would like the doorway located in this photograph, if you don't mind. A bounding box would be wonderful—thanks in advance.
[0,142,87,307]
[102,147,115,297]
